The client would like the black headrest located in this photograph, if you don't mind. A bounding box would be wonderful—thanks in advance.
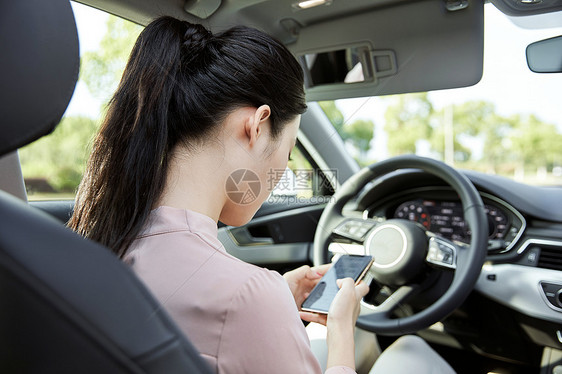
[0,0,79,157]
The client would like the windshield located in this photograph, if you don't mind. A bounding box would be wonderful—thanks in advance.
[321,3,562,186]
[19,2,562,201]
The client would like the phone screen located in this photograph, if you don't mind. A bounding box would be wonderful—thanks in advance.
[301,255,373,314]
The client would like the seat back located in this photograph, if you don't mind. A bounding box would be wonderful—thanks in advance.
[0,1,212,373]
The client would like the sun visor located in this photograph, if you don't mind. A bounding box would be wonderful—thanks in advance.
[287,0,484,101]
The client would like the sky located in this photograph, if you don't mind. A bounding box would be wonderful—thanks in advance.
[64,2,109,118]
[65,2,562,160]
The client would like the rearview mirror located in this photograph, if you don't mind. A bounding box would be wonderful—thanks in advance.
[526,35,562,73]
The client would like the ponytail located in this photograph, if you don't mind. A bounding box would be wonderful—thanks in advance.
[70,18,184,256]
[69,17,306,256]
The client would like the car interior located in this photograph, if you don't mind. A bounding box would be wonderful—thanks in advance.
[1,0,562,373]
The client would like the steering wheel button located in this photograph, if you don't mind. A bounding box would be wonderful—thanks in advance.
[427,238,456,268]
[356,227,369,237]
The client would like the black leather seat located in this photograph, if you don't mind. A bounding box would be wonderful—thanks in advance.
[0,1,213,373]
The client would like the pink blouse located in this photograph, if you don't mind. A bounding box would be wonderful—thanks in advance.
[124,206,355,374]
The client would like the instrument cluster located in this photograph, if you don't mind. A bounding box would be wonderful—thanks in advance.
[366,190,525,252]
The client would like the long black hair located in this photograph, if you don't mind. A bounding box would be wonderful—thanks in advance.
[69,17,307,257]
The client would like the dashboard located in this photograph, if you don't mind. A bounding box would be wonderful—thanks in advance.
[364,187,525,253]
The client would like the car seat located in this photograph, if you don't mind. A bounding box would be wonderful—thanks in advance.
[0,1,213,373]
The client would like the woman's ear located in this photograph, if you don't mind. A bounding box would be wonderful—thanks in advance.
[246,105,271,147]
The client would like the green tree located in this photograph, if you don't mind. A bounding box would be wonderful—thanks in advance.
[19,116,99,192]
[448,101,495,135]
[318,101,374,163]
[80,16,142,103]
[430,101,498,162]
[319,101,345,134]
[345,119,374,158]
[479,113,517,173]
[384,93,432,156]
[509,114,562,172]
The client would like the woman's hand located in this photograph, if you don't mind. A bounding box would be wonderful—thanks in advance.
[283,264,331,310]
[299,277,369,328]
[327,278,369,327]
[299,278,370,370]
[325,278,370,370]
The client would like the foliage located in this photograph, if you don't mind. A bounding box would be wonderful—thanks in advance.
[320,94,562,180]
[319,101,345,134]
[380,93,562,176]
[429,101,496,162]
[345,119,374,156]
[19,116,99,192]
[319,101,375,162]
[509,114,562,170]
[384,93,432,155]
[477,113,514,171]
[80,16,142,103]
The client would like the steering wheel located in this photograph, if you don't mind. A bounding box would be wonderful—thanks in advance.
[313,155,488,335]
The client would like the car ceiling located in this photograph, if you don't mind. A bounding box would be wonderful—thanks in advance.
[77,0,412,30]
[75,0,562,29]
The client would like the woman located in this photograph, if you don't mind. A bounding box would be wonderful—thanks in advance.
[70,16,367,373]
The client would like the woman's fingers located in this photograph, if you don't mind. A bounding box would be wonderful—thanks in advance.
[335,278,346,288]
[287,263,331,282]
[335,277,355,291]
[337,278,369,300]
[328,278,369,324]
[355,281,369,299]
[284,265,309,280]
[300,311,328,326]
[308,263,331,278]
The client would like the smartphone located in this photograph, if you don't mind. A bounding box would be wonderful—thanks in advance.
[301,254,373,314]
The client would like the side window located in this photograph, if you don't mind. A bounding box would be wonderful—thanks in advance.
[19,3,141,200]
[271,142,335,201]
[19,116,98,199]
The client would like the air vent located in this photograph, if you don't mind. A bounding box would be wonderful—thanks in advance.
[538,245,562,271]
